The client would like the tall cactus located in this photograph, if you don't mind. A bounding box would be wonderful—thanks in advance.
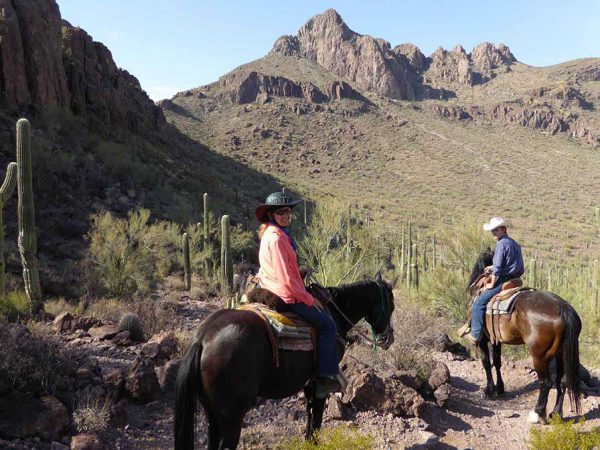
[0,162,17,297]
[203,193,210,248]
[183,232,191,290]
[221,215,233,295]
[16,119,42,313]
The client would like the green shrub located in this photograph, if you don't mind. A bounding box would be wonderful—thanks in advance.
[86,209,180,297]
[529,416,600,450]
[0,291,30,320]
[278,426,375,449]
[298,200,381,286]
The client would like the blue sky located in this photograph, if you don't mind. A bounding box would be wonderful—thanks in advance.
[57,0,600,101]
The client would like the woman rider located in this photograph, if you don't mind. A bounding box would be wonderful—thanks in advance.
[255,191,342,398]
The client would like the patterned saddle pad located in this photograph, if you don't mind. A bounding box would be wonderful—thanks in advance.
[238,303,313,351]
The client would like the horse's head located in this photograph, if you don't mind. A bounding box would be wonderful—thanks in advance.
[365,272,395,350]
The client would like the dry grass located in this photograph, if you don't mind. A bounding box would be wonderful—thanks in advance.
[73,391,112,433]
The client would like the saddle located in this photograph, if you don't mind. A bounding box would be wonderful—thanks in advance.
[238,283,331,368]
[459,276,533,344]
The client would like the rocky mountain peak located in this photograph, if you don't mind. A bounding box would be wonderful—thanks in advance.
[270,9,414,100]
[470,42,516,72]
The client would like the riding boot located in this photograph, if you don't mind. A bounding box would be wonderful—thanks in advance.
[315,374,345,398]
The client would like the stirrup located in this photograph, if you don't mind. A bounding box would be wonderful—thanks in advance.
[457,322,471,337]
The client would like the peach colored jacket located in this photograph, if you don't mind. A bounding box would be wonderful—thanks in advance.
[257,224,315,306]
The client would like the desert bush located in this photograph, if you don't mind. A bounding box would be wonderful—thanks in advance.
[0,291,29,320]
[44,297,85,316]
[0,318,75,396]
[298,201,381,286]
[529,416,600,450]
[86,209,181,297]
[390,301,448,380]
[278,426,375,449]
[85,298,130,323]
[73,391,111,433]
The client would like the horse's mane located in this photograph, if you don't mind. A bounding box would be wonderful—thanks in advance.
[328,279,379,300]
[466,248,494,289]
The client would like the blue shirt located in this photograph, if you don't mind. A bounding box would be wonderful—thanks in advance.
[492,235,524,280]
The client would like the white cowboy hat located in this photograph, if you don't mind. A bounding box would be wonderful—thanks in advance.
[483,217,507,231]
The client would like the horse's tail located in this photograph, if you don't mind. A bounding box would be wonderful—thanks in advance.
[175,339,203,450]
[560,302,582,414]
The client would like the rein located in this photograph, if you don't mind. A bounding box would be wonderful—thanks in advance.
[327,281,392,351]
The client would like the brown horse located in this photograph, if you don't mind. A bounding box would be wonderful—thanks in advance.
[174,275,395,449]
[467,250,582,424]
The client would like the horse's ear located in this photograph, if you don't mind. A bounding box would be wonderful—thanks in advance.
[375,270,383,282]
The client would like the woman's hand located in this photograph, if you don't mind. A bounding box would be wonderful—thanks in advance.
[312,298,325,312]
[484,265,493,275]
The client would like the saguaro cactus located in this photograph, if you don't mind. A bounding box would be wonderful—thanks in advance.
[16,118,42,313]
[221,215,233,295]
[203,193,210,248]
[183,232,191,290]
[0,162,17,297]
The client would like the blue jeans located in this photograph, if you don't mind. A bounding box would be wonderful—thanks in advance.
[470,284,503,340]
[287,302,339,377]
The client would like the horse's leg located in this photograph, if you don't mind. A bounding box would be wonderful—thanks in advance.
[528,355,552,424]
[207,413,221,450]
[479,337,496,398]
[218,415,244,450]
[304,384,315,440]
[492,343,505,396]
[312,396,327,431]
[550,353,565,419]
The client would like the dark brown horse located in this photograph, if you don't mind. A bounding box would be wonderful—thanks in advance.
[174,275,395,449]
[467,250,582,423]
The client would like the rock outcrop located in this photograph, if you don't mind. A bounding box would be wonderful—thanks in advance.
[219,70,363,104]
[0,0,165,137]
[270,9,415,100]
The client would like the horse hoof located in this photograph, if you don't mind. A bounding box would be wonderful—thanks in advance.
[527,411,541,424]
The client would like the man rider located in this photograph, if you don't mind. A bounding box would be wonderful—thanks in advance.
[465,217,524,344]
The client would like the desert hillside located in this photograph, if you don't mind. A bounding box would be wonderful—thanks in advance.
[163,8,600,260]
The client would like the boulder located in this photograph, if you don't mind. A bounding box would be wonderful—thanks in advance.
[104,368,125,399]
[0,392,69,441]
[342,367,424,416]
[157,359,181,395]
[53,312,102,334]
[70,433,102,450]
[125,357,160,403]
[419,362,452,407]
[325,395,347,420]
[112,330,133,347]
[143,332,179,364]
[88,324,121,341]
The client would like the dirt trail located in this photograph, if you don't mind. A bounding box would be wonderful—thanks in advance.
[48,295,600,450]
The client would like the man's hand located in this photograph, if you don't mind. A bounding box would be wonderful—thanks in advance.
[484,265,493,275]
[313,298,324,312]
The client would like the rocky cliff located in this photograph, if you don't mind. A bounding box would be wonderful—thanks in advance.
[269,9,517,100]
[0,0,164,137]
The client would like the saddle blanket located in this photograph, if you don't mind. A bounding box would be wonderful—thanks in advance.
[238,303,313,351]
[486,287,533,315]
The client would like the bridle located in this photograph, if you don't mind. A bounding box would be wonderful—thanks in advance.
[327,280,394,350]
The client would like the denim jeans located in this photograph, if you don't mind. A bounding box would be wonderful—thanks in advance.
[470,284,503,340]
[287,302,339,377]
